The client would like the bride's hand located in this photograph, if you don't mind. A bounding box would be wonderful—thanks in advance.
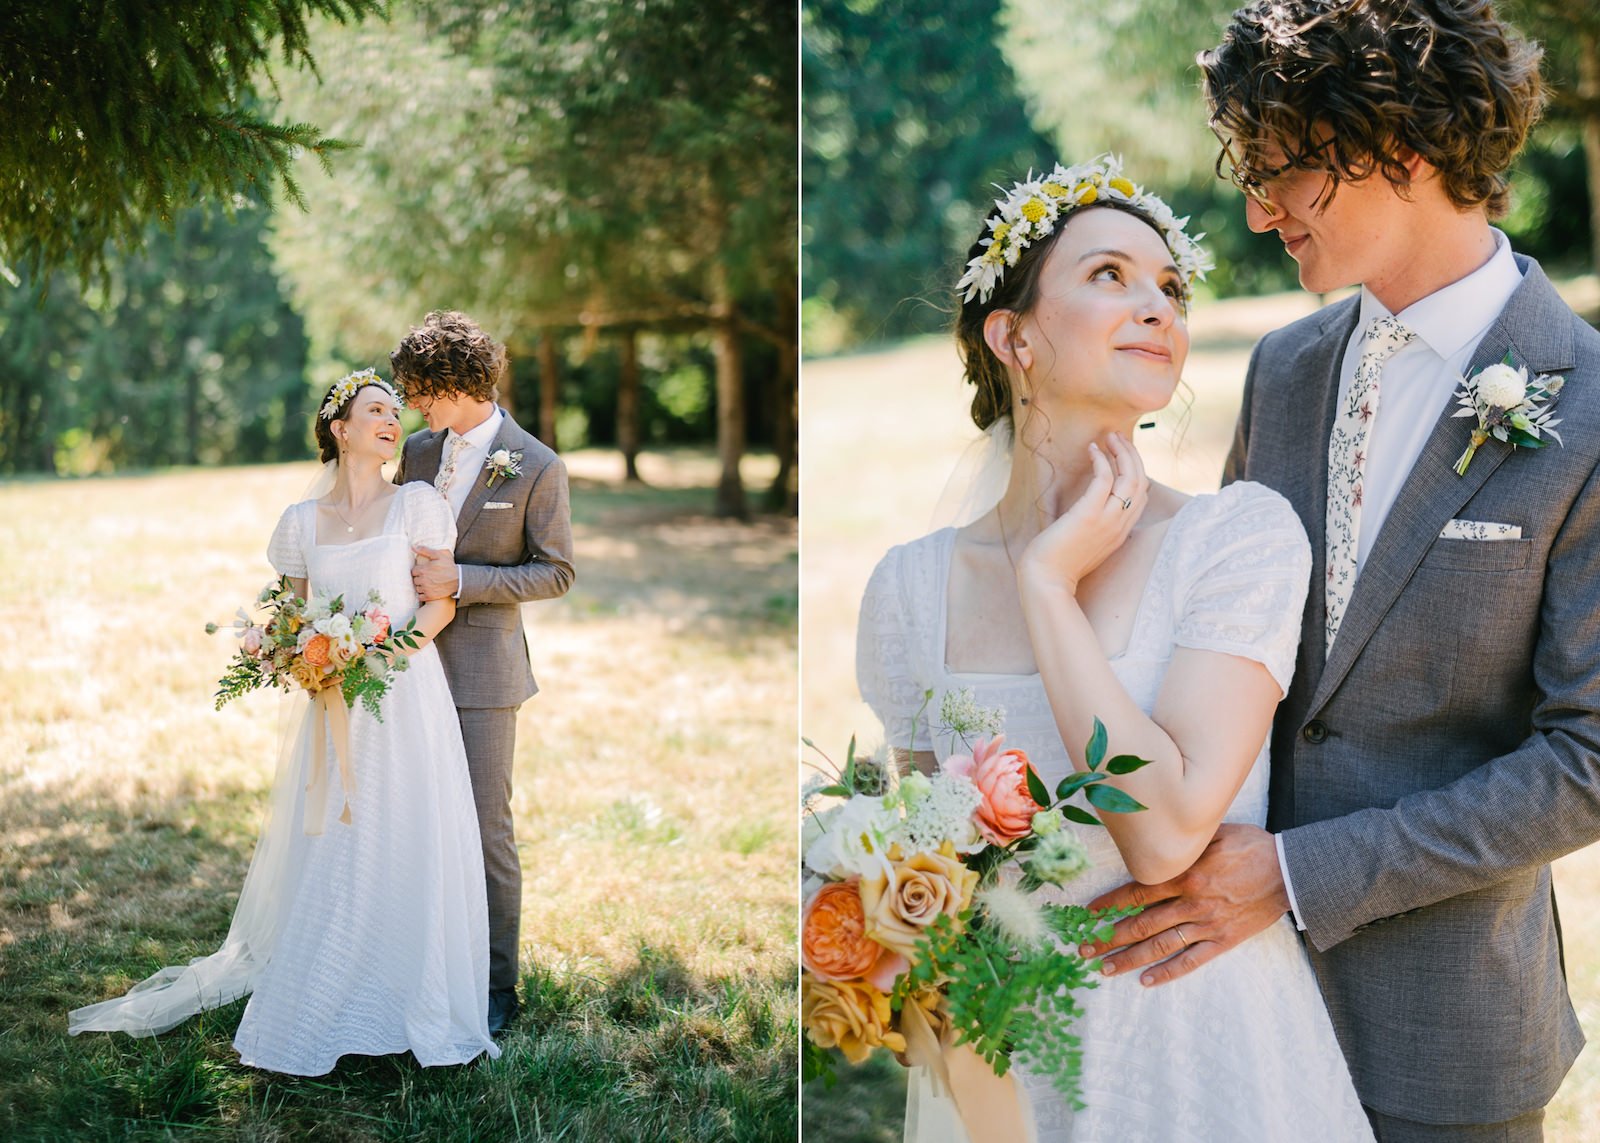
[1018,432,1149,593]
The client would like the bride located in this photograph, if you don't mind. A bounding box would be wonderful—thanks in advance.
[856,158,1372,1141]
[69,370,499,1075]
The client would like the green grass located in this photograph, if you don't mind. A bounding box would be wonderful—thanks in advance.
[0,448,798,1142]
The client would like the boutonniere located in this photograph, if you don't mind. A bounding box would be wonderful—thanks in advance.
[483,448,524,489]
[1451,357,1564,476]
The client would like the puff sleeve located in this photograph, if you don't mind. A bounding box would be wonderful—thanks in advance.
[401,483,458,552]
[266,503,308,579]
[855,544,934,751]
[1171,482,1312,697]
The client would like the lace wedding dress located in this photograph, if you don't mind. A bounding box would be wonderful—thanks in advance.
[858,482,1373,1143]
[70,481,498,1075]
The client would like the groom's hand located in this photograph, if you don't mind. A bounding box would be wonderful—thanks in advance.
[412,545,458,602]
[1078,823,1289,986]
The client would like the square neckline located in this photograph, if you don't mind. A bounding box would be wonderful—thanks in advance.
[936,497,1197,680]
[310,486,410,549]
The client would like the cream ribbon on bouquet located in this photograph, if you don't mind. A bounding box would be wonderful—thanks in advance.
[1325,316,1415,654]
[901,998,1039,1143]
[302,683,355,834]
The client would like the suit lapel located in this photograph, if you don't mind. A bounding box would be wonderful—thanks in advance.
[407,430,449,487]
[454,411,521,536]
[1293,303,1360,671]
[1308,258,1576,711]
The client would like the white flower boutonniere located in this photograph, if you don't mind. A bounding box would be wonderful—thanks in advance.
[483,448,524,489]
[1451,357,1564,477]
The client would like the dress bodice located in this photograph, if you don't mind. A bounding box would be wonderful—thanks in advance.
[267,483,458,627]
[857,481,1312,900]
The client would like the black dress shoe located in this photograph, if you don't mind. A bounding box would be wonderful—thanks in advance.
[487,989,520,1036]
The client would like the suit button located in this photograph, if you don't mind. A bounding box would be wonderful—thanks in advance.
[1303,720,1328,744]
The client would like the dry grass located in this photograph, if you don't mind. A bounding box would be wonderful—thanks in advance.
[0,447,798,1142]
[800,284,1600,1140]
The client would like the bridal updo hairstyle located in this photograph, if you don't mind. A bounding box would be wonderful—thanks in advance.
[388,310,508,405]
[955,199,1173,433]
[1199,0,1544,220]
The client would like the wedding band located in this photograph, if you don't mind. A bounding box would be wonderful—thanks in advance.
[1175,925,1189,949]
[1118,496,1132,510]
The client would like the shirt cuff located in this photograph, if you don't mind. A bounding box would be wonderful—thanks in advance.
[1275,832,1307,932]
[454,567,463,601]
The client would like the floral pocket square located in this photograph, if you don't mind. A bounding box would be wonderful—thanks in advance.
[1439,519,1521,541]
[483,501,514,510]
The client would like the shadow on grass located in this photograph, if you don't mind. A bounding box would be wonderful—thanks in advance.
[1,782,797,1142]
[802,1051,907,1143]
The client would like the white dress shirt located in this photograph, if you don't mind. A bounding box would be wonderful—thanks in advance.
[1277,229,1524,929]
[437,406,503,598]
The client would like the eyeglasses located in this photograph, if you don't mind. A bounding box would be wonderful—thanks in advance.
[1217,135,1336,206]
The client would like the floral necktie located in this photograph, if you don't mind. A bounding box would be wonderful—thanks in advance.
[1325,316,1415,655]
[434,433,469,502]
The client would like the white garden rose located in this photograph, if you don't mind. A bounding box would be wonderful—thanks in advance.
[1474,363,1527,410]
[491,448,512,466]
[803,795,899,880]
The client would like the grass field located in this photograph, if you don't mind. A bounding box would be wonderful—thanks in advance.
[800,281,1600,1141]
[0,448,798,1142]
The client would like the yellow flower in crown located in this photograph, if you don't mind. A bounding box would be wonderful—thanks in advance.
[319,367,404,421]
[957,154,1213,305]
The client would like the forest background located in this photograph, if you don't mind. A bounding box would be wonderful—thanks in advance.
[2,0,798,520]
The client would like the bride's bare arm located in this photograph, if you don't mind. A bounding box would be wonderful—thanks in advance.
[1017,433,1282,884]
[399,597,457,655]
[1021,580,1280,883]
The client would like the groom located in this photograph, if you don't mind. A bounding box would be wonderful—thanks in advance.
[1087,2,1600,1138]
[390,310,575,1035]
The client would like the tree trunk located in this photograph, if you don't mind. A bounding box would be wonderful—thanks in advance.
[765,280,797,515]
[711,258,748,519]
[1580,26,1600,284]
[537,334,560,451]
[617,328,643,483]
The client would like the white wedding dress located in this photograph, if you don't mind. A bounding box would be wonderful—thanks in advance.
[70,481,498,1075]
[857,482,1373,1143]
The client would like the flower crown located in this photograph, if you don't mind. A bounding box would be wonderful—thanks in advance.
[319,368,403,421]
[958,154,1213,305]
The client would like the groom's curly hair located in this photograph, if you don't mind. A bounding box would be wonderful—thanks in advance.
[389,311,507,404]
[1199,0,1545,218]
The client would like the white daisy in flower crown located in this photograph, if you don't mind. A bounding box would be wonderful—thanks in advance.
[958,154,1213,305]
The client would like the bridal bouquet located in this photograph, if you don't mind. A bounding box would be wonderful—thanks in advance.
[800,689,1150,1110]
[208,575,421,718]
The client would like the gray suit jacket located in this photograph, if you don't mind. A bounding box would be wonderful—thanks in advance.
[1224,256,1600,1124]
[395,411,575,709]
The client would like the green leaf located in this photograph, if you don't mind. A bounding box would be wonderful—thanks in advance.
[816,784,849,798]
[1024,765,1049,809]
[1084,718,1107,771]
[1084,783,1147,814]
[1054,771,1104,800]
[1104,753,1154,775]
[1061,805,1100,827]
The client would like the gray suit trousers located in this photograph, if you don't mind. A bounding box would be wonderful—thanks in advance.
[457,705,521,996]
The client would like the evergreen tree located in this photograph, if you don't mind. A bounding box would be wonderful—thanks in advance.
[0,0,383,285]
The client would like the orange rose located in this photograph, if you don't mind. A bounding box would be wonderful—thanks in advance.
[301,633,332,667]
[945,735,1041,845]
[801,976,905,1064]
[802,881,905,990]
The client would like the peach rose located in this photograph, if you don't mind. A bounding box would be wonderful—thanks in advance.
[301,633,332,668]
[944,735,1042,845]
[801,976,905,1064]
[241,626,264,656]
[364,608,390,641]
[802,881,906,991]
[859,843,978,960]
